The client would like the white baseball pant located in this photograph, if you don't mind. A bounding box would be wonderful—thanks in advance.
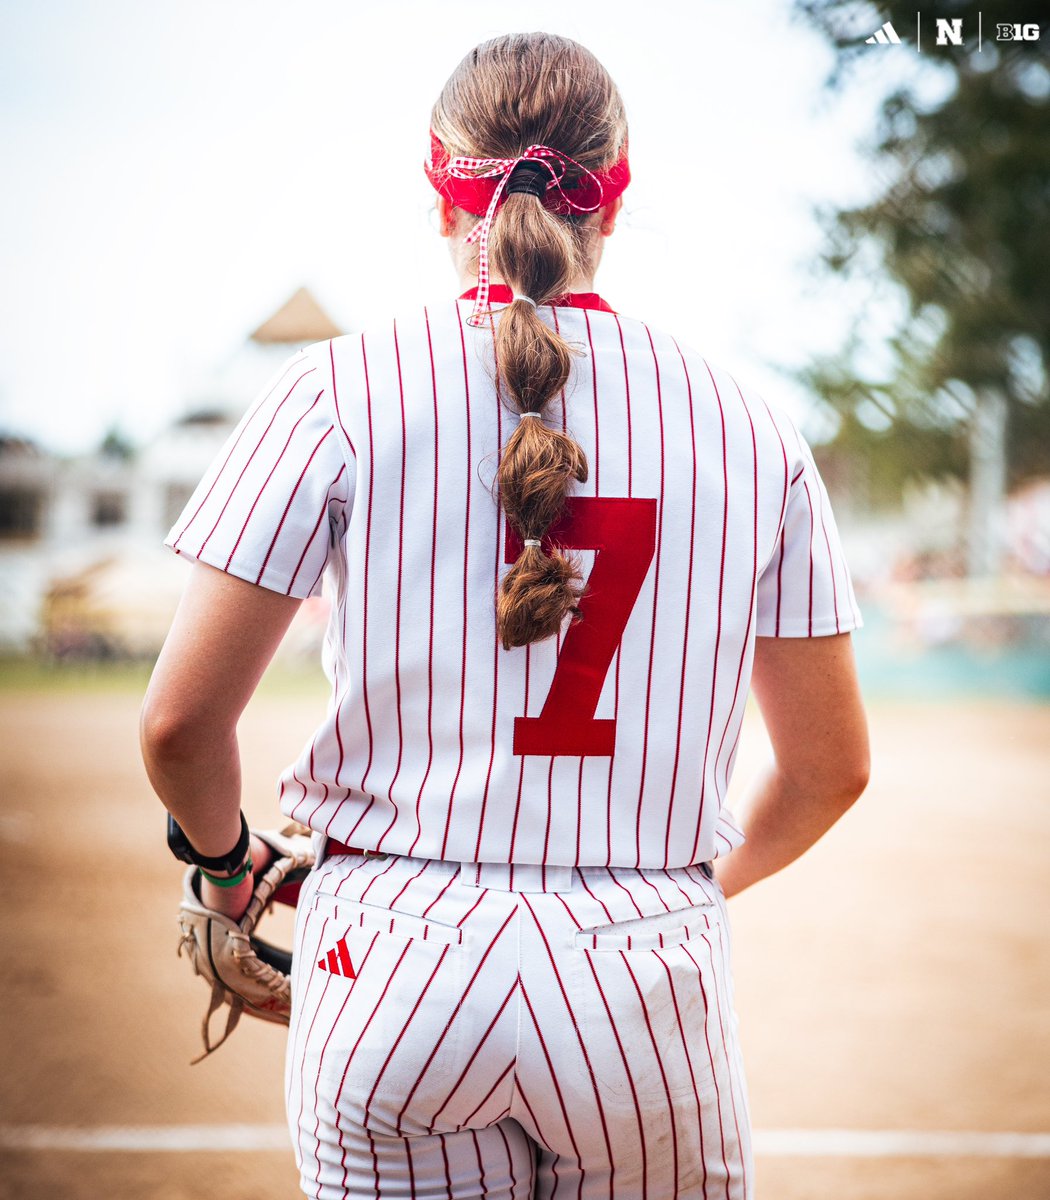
[287,849,753,1199]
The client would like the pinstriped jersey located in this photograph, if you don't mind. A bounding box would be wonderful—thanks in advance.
[166,291,862,868]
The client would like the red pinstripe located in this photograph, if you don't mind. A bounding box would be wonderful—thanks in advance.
[439,307,474,859]
[286,462,347,596]
[393,907,514,1131]
[711,381,761,796]
[616,951,680,1189]
[470,1128,486,1193]
[496,1122,519,1196]
[361,943,454,1129]
[575,872,615,925]
[328,937,414,1185]
[603,314,634,866]
[582,310,601,857]
[662,339,700,865]
[194,371,316,561]
[512,1076,563,1189]
[814,482,843,632]
[375,322,409,852]
[430,982,518,1126]
[332,337,375,800]
[710,920,749,1197]
[290,907,336,1175]
[172,357,310,550]
[772,527,787,636]
[306,930,382,1193]
[458,1059,515,1129]
[252,422,333,586]
[653,947,711,1197]
[632,326,667,867]
[407,310,441,857]
[603,867,645,919]
[802,480,816,636]
[439,1132,454,1196]
[692,359,730,862]
[385,858,433,911]
[473,316,506,862]
[506,646,531,861]
[355,854,403,903]
[517,897,617,1176]
[677,939,730,1196]
[338,335,379,834]
[420,867,460,920]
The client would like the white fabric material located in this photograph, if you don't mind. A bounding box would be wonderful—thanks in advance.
[166,299,861,869]
[286,850,752,1199]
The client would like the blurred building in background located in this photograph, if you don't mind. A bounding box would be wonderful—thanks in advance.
[0,288,341,658]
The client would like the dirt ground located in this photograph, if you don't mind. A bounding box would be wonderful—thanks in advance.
[0,673,1047,1199]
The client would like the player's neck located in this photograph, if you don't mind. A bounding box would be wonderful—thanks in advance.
[455,267,599,297]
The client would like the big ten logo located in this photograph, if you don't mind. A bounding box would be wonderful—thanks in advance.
[996,23,1041,41]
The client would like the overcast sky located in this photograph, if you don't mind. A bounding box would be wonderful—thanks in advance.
[1,0,921,453]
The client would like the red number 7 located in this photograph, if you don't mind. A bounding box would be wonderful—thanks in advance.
[505,496,657,756]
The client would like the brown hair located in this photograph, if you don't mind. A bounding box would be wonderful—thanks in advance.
[432,33,628,649]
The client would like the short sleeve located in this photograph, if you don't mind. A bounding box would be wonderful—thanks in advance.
[165,345,353,598]
[756,429,862,637]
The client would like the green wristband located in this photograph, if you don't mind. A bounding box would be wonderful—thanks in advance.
[199,856,253,888]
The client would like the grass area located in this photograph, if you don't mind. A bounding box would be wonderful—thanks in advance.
[0,655,329,699]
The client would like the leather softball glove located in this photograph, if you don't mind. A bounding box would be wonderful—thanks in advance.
[176,823,314,1062]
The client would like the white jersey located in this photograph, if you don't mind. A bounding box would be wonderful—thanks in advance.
[167,292,861,868]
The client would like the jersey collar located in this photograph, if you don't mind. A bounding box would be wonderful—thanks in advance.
[458,284,615,314]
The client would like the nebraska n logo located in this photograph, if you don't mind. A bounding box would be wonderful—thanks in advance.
[865,21,901,44]
[317,935,357,979]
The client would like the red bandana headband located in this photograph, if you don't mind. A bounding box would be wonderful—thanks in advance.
[425,131,630,327]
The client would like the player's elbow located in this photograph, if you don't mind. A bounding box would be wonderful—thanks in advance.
[781,745,870,815]
[139,694,227,766]
[837,752,870,809]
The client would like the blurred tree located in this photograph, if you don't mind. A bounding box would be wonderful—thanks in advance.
[98,425,136,461]
[791,0,1050,574]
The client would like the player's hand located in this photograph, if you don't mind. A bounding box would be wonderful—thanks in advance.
[198,833,276,921]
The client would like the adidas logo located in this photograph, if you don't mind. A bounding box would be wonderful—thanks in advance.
[865,21,901,44]
[317,935,357,979]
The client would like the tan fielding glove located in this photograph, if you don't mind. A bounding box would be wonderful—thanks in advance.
[176,824,314,1062]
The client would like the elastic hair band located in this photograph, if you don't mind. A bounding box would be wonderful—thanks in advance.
[524,539,542,549]
[511,294,537,308]
[199,856,253,888]
[519,411,542,419]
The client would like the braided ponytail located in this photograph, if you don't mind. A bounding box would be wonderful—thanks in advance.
[489,194,589,648]
[432,33,628,649]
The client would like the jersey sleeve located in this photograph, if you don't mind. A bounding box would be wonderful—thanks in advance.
[164,344,353,599]
[756,427,862,637]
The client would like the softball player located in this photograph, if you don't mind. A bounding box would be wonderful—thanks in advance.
[142,31,869,1199]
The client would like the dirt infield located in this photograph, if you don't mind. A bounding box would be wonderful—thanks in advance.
[0,673,1047,1199]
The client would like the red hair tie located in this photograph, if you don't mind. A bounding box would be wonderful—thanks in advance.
[425,132,630,328]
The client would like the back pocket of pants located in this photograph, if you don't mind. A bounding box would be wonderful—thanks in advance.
[574,901,716,952]
[310,888,464,947]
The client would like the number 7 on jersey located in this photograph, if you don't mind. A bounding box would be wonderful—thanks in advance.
[505,496,657,756]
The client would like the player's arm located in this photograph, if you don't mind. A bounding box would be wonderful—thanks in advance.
[140,561,302,911]
[714,632,869,898]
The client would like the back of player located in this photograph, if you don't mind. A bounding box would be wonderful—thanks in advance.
[152,31,869,1200]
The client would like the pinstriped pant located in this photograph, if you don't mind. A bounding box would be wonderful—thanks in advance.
[286,850,753,1199]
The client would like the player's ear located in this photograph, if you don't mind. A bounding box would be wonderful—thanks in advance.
[599,196,622,238]
[437,195,457,238]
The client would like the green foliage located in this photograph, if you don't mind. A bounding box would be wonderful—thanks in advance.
[791,0,1050,501]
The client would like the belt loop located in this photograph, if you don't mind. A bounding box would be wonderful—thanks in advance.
[457,862,482,889]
